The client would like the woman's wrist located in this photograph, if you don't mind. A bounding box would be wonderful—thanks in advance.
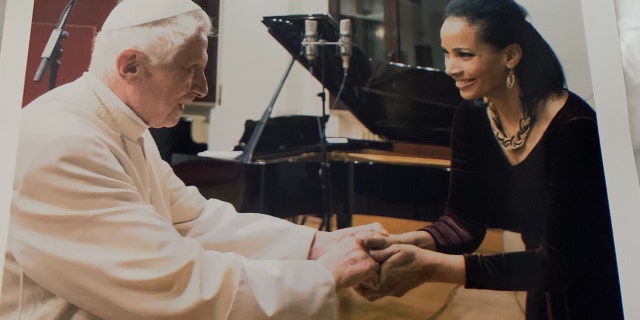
[423,251,466,285]
[399,230,436,250]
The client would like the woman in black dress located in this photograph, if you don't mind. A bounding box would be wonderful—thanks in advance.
[357,0,624,318]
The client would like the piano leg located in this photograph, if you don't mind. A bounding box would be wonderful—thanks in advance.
[337,161,355,229]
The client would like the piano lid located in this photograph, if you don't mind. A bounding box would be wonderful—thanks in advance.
[262,14,462,146]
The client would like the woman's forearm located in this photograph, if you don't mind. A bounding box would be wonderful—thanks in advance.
[425,251,466,285]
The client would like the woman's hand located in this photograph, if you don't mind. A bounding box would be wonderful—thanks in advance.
[357,230,437,252]
[355,243,465,301]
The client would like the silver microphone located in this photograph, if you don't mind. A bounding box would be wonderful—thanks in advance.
[304,19,318,62]
[339,19,353,71]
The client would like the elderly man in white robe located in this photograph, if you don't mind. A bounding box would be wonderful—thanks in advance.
[0,0,384,319]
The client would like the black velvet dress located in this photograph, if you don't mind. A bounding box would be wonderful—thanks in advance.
[422,92,624,319]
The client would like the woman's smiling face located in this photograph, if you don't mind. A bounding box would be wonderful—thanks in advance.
[440,17,509,101]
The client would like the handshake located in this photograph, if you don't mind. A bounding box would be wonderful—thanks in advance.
[308,224,465,300]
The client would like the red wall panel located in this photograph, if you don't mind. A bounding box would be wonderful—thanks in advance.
[23,0,117,106]
[23,0,218,106]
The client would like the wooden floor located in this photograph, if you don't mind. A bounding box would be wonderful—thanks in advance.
[303,214,526,320]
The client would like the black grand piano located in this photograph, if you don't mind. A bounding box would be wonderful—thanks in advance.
[165,14,462,229]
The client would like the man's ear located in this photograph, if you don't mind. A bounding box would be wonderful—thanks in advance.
[116,50,140,82]
[503,43,522,69]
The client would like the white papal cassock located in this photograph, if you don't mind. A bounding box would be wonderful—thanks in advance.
[0,72,337,319]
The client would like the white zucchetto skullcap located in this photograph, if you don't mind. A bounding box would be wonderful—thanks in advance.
[101,0,202,31]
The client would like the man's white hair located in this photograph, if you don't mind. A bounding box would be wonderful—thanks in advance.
[88,10,212,83]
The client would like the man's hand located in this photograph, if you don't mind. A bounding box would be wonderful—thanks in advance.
[315,236,380,291]
[308,223,388,260]
[308,223,388,291]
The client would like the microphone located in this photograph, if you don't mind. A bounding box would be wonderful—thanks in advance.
[339,19,353,71]
[304,19,318,62]
[34,28,67,82]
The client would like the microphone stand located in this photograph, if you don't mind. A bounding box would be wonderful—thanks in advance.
[33,0,77,90]
[317,101,333,232]
[241,18,350,230]
[311,44,334,232]
[302,25,350,231]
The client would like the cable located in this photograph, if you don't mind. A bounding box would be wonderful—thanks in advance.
[514,291,526,315]
[426,284,461,320]
[330,70,348,110]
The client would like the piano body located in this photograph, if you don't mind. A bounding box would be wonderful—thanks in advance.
[169,14,462,229]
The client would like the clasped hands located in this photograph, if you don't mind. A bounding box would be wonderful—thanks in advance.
[310,226,463,299]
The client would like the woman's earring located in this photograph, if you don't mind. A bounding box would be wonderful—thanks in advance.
[506,69,515,89]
